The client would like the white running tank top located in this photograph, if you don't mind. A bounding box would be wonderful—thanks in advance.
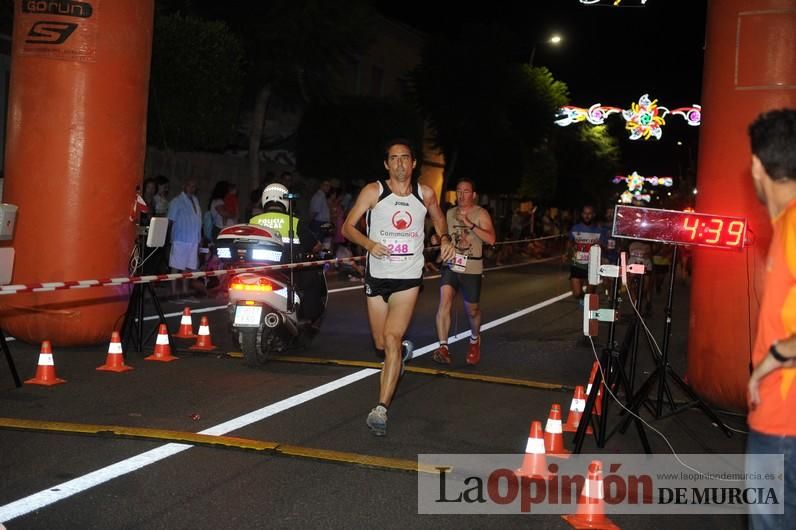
[366,180,427,279]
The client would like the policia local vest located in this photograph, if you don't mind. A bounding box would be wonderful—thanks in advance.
[249,211,300,245]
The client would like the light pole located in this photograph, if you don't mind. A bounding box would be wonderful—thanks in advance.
[529,33,562,67]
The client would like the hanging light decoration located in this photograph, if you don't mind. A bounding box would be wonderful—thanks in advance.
[555,94,701,140]
[614,171,673,203]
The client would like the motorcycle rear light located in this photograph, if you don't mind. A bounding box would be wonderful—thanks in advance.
[230,277,274,292]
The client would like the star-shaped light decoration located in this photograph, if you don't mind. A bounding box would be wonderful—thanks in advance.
[622,94,666,140]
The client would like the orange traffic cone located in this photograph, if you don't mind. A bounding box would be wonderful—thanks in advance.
[189,316,216,351]
[562,460,620,530]
[145,324,178,362]
[515,420,552,480]
[25,340,66,386]
[543,404,571,458]
[586,361,603,416]
[563,386,593,434]
[97,331,134,372]
[174,307,196,339]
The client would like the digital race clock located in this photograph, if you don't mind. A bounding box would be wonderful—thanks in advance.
[612,205,747,249]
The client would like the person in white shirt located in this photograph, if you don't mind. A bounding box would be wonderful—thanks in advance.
[343,138,455,437]
[167,178,201,298]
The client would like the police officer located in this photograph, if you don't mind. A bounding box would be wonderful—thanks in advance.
[250,182,324,323]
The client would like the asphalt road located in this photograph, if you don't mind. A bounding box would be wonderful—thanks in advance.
[0,260,750,529]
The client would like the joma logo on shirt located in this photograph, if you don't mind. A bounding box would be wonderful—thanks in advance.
[394,201,410,207]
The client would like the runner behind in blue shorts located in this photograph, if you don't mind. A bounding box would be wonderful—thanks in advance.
[566,205,603,302]
[432,178,496,367]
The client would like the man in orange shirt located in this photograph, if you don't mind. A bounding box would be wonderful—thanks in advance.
[746,108,796,529]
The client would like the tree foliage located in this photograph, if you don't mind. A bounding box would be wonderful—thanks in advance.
[155,0,374,104]
[551,124,621,208]
[153,1,376,190]
[409,25,568,194]
[409,23,621,203]
[148,14,245,151]
[296,97,424,183]
[236,1,374,107]
[236,1,375,188]
[520,146,558,202]
[160,0,376,188]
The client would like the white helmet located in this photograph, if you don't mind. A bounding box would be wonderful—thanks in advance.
[261,182,289,210]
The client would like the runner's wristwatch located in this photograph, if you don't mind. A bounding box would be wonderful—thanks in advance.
[769,342,789,363]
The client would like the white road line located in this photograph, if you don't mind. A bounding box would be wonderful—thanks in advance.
[0,291,570,523]
[408,291,572,360]
[0,370,378,523]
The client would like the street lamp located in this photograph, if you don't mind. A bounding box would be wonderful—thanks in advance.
[529,33,563,67]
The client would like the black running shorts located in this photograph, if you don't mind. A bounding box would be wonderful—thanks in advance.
[364,273,423,303]
[569,266,588,280]
[440,267,482,303]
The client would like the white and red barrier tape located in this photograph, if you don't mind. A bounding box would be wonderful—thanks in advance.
[0,235,564,296]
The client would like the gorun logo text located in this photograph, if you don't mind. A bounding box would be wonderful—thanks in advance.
[23,0,93,18]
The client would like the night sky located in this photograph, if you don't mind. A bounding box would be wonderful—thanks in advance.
[376,0,708,104]
[376,0,708,182]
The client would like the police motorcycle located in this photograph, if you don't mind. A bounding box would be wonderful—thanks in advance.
[215,184,329,367]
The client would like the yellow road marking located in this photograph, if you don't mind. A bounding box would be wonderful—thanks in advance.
[271,355,574,392]
[0,417,440,474]
[277,444,440,474]
[271,355,384,369]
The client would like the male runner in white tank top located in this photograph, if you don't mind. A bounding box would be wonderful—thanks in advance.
[343,138,455,436]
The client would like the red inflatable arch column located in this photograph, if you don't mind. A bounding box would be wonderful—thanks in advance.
[0,0,154,345]
[688,0,796,410]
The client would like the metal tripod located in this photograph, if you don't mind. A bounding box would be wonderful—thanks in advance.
[1,329,21,387]
[619,245,732,437]
[573,258,652,454]
[120,228,172,355]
